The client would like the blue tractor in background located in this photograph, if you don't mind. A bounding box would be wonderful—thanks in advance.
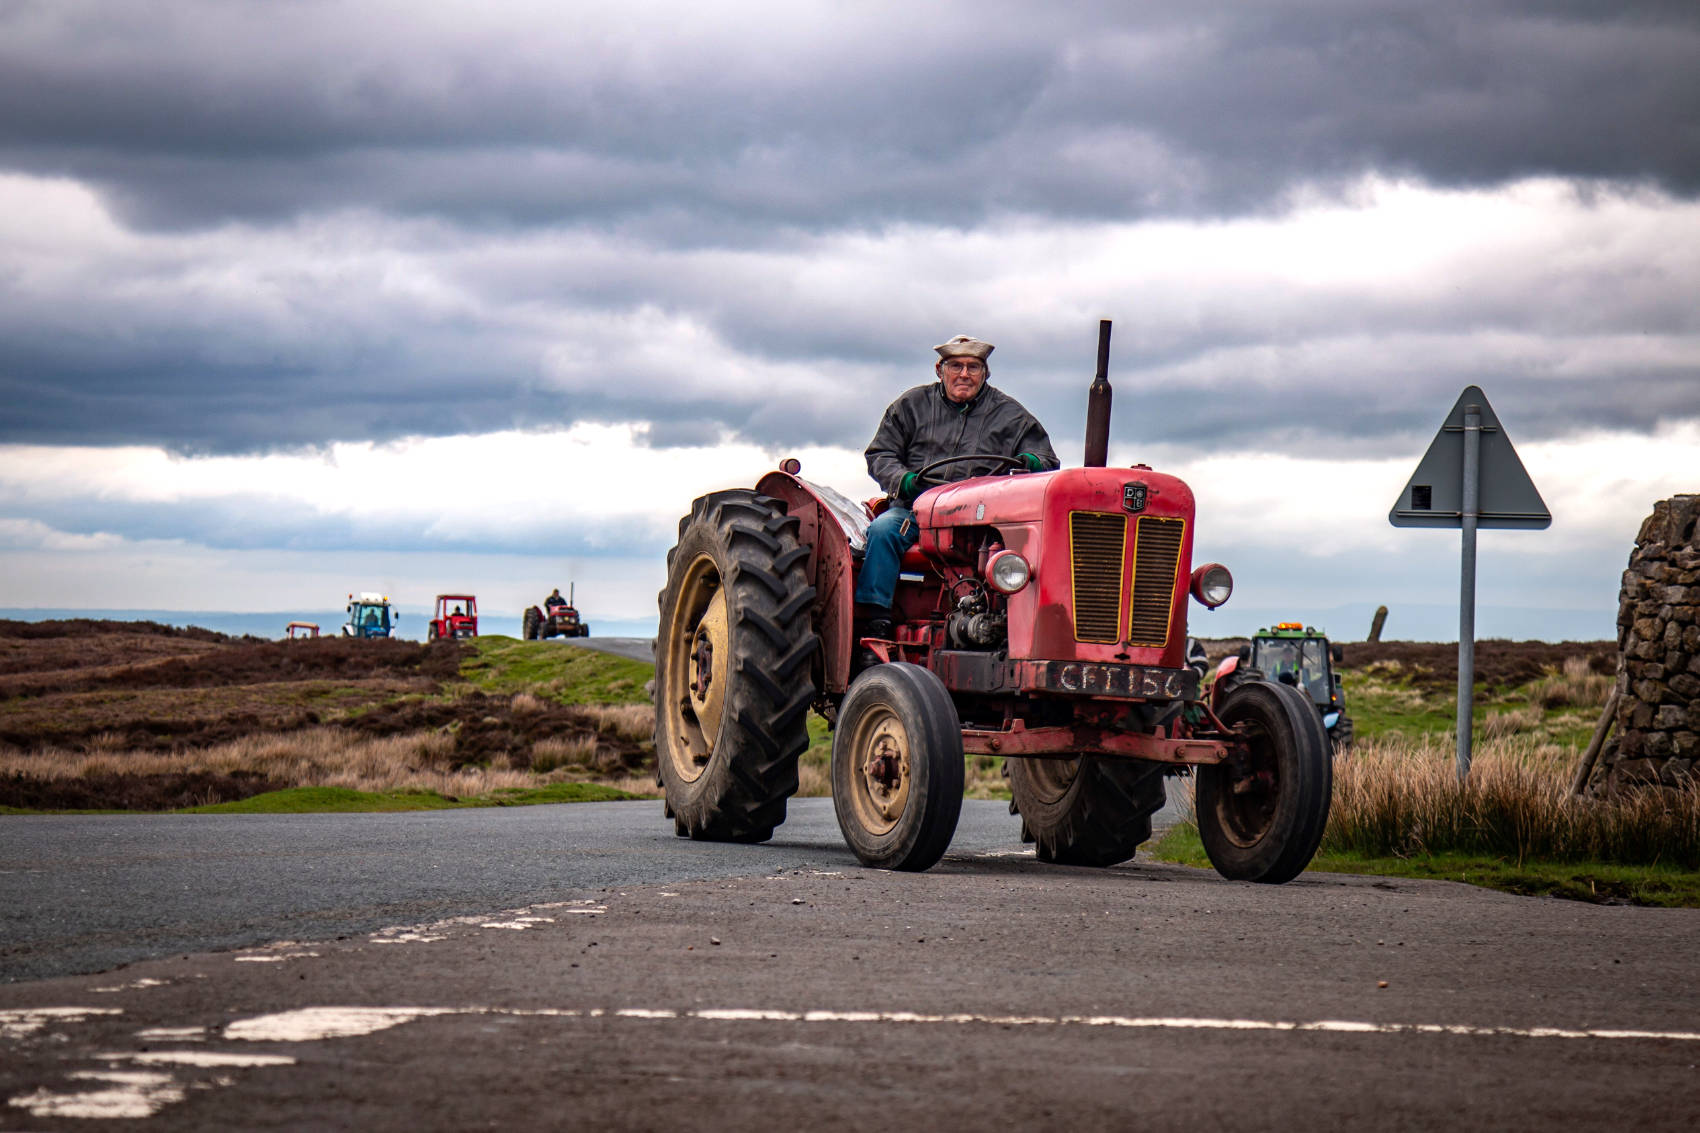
[342,592,398,638]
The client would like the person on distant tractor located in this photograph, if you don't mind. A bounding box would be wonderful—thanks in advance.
[452,605,463,617]
[545,588,567,610]
[856,334,1059,647]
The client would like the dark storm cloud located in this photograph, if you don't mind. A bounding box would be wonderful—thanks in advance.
[1,1,1696,232]
[0,1,1696,459]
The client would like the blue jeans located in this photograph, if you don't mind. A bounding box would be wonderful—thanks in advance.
[853,504,920,610]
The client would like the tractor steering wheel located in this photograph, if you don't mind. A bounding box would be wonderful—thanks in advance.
[913,453,1029,490]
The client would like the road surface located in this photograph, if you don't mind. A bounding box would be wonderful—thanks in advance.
[3,800,1698,1128]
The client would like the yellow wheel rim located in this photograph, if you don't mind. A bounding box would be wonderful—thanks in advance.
[661,553,730,785]
[846,703,911,837]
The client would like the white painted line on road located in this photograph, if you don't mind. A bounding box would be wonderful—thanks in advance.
[8,1069,184,1119]
[89,977,169,992]
[369,899,604,945]
[0,1006,123,1039]
[234,951,320,962]
[135,1026,207,1042]
[219,1004,1700,1045]
[98,1050,297,1069]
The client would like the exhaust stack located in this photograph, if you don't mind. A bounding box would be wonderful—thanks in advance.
[1083,319,1113,467]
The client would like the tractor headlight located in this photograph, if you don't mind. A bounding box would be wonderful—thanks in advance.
[986,550,1032,595]
[1190,563,1233,608]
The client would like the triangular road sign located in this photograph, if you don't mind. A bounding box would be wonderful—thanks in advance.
[1389,385,1551,529]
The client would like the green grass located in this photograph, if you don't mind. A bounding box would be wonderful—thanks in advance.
[456,636,653,704]
[177,782,642,814]
[1148,823,1700,908]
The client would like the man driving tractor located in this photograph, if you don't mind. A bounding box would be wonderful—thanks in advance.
[856,334,1059,645]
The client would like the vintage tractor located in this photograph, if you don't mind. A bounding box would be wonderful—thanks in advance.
[428,594,479,641]
[285,621,320,639]
[1210,623,1353,754]
[653,322,1332,882]
[342,593,397,638]
[523,584,590,640]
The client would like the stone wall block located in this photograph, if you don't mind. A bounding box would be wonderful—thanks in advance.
[1673,732,1700,759]
[1633,616,1663,641]
[1670,672,1700,700]
[1645,731,1674,757]
[1619,730,1644,757]
[1629,701,1655,729]
[1633,678,1669,703]
[1655,704,1690,729]
[1685,625,1700,651]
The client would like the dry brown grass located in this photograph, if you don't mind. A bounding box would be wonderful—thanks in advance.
[1531,656,1616,709]
[1326,734,1700,867]
[0,727,653,800]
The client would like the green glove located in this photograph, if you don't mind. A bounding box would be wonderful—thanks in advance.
[1018,452,1044,472]
[899,471,920,501]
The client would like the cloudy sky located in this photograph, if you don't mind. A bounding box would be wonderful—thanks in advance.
[2,0,1697,640]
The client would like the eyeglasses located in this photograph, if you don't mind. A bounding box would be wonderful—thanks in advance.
[941,360,985,375]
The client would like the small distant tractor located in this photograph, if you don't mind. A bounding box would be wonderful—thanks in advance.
[285,621,320,640]
[1211,623,1353,755]
[523,584,590,640]
[428,594,479,641]
[653,321,1331,882]
[342,593,397,638]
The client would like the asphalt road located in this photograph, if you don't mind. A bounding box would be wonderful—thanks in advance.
[0,799,1036,983]
[4,800,1700,1129]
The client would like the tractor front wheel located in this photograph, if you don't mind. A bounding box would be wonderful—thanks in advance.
[831,663,964,871]
[1009,756,1166,867]
[655,490,819,842]
[1196,680,1332,883]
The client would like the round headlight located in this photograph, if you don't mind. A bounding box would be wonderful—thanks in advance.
[986,550,1031,594]
[1190,563,1233,608]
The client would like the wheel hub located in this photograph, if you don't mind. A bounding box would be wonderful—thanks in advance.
[852,713,911,831]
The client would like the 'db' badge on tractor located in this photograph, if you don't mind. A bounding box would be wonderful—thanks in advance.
[1123,482,1148,512]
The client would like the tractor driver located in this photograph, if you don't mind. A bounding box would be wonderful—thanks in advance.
[545,588,567,610]
[856,334,1060,644]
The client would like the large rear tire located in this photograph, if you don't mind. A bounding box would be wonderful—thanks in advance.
[655,491,819,842]
[522,607,540,641]
[1197,680,1332,884]
[831,663,964,871]
[1009,756,1166,867]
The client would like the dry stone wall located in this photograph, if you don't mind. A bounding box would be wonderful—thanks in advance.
[1599,494,1700,792]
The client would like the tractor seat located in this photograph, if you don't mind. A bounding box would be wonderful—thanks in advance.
[899,545,933,574]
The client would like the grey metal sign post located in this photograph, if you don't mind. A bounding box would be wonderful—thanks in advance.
[1390,386,1550,781]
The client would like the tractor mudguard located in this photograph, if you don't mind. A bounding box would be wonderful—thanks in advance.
[755,470,870,694]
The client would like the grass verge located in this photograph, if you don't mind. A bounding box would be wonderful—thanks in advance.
[456,636,652,704]
[1149,823,1700,908]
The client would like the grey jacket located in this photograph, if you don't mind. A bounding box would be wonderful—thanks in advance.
[865,382,1060,500]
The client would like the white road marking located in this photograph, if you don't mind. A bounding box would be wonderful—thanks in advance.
[8,1070,184,1119]
[369,900,603,944]
[0,1007,123,1039]
[89,977,169,993]
[234,951,320,962]
[136,1026,207,1042]
[99,1050,297,1068]
[219,1004,1700,1045]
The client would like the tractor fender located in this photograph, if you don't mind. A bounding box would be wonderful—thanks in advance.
[755,470,870,695]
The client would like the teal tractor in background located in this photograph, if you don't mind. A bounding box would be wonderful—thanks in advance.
[342,592,398,639]
[1210,622,1353,755]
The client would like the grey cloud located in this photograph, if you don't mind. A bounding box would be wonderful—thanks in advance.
[1,2,1696,234]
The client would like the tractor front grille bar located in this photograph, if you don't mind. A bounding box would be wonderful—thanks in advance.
[1069,512,1126,643]
[1128,516,1184,647]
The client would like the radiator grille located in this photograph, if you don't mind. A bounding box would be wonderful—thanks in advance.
[1128,516,1185,647]
[1069,512,1126,643]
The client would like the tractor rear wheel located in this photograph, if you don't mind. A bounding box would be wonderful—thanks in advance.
[1196,680,1332,883]
[655,490,819,842]
[522,607,540,641]
[1008,756,1165,867]
[831,662,964,871]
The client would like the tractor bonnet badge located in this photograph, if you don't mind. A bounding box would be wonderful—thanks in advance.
[1123,482,1147,512]
[975,503,985,520]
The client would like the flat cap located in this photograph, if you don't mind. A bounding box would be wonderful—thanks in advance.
[933,334,994,361]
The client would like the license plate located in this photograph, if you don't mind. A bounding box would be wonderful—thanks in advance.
[1041,661,1196,700]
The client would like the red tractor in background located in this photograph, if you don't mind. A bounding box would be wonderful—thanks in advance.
[523,584,590,640]
[428,594,479,641]
[654,321,1332,881]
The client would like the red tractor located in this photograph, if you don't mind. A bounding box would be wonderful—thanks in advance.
[523,585,589,640]
[428,594,478,641]
[654,322,1332,881]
